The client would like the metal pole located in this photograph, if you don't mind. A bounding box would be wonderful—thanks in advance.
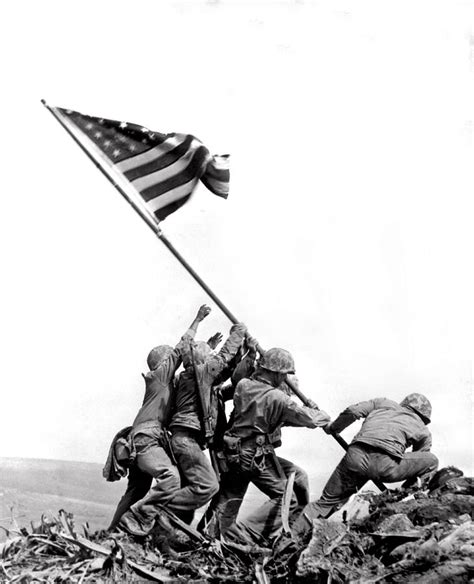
[156,231,240,324]
[42,99,240,324]
[42,100,379,469]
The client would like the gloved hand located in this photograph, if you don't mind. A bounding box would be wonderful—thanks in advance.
[244,333,258,353]
[231,322,248,336]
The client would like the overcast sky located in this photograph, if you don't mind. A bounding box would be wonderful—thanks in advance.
[1,0,473,492]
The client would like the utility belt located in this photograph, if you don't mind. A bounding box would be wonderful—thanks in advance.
[352,440,401,461]
[222,433,284,477]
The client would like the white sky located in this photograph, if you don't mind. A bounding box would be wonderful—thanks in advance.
[1,0,473,487]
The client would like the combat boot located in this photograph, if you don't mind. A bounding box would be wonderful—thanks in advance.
[118,509,154,536]
[151,511,192,551]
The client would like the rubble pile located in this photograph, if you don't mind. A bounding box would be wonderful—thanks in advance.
[1,471,472,583]
[296,472,474,583]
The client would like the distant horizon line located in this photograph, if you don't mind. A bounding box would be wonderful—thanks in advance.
[0,455,103,466]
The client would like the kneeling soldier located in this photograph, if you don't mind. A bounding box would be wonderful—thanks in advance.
[303,392,439,522]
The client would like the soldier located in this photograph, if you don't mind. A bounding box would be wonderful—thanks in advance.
[303,393,439,521]
[121,321,248,533]
[110,305,211,533]
[210,348,331,543]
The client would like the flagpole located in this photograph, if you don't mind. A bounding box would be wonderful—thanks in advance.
[41,99,239,323]
[41,100,159,235]
[41,99,318,404]
[42,101,376,470]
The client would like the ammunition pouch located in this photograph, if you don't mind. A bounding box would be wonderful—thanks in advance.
[240,434,285,477]
[223,435,242,467]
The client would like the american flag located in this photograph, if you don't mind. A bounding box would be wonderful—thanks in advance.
[52,107,230,221]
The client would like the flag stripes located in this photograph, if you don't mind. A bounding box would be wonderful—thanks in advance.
[54,107,229,221]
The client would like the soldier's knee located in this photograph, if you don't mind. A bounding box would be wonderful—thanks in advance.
[293,465,309,485]
[426,453,439,472]
[193,476,219,505]
[293,466,310,506]
[153,466,180,492]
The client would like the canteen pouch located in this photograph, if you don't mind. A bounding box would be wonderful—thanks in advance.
[223,435,241,466]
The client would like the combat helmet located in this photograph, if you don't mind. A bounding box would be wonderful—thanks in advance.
[192,341,212,365]
[260,348,295,374]
[147,345,173,370]
[400,392,432,424]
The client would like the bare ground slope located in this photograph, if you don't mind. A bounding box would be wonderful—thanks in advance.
[0,457,123,537]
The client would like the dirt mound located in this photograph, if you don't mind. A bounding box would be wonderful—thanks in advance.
[1,474,472,582]
[297,475,473,583]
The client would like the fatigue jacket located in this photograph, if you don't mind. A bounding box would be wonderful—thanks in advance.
[131,328,196,436]
[330,397,432,459]
[227,376,331,442]
[170,326,246,435]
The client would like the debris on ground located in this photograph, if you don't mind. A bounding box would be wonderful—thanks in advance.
[296,470,474,583]
[1,469,472,582]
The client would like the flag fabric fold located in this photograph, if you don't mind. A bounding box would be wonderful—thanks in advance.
[53,107,230,221]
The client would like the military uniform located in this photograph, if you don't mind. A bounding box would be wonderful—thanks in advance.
[129,324,247,527]
[109,331,195,531]
[212,373,330,542]
[304,395,439,520]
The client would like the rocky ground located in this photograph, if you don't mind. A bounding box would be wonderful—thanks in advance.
[1,468,472,583]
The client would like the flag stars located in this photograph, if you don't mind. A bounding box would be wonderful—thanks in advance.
[119,122,128,129]
[141,127,149,133]
[103,140,112,148]
[128,144,137,152]
[112,149,122,158]
[94,131,103,139]
[85,123,94,130]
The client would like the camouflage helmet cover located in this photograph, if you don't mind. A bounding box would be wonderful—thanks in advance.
[260,347,295,374]
[192,341,212,365]
[147,345,173,370]
[400,392,432,423]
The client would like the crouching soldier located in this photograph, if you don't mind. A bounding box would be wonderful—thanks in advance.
[109,305,211,534]
[211,348,331,543]
[303,393,439,522]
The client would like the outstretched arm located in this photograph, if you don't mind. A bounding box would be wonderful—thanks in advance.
[179,305,212,369]
[159,305,212,382]
[280,396,331,429]
[325,398,385,434]
[188,304,211,336]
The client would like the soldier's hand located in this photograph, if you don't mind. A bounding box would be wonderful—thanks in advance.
[245,333,258,352]
[207,332,223,349]
[307,399,320,410]
[197,304,211,321]
[231,322,248,335]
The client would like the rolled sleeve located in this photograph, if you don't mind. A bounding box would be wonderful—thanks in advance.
[412,429,433,452]
[281,397,331,429]
[330,398,387,434]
